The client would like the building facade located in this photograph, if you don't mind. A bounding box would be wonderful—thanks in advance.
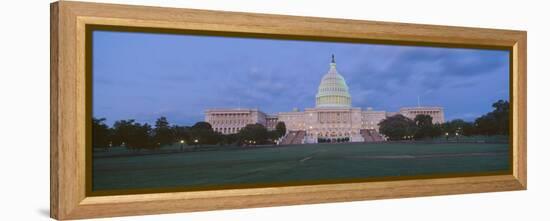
[204,108,266,135]
[400,106,445,124]
[204,56,445,143]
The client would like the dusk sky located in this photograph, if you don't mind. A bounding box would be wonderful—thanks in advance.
[93,30,510,126]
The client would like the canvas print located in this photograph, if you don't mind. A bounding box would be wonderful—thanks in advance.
[91,29,510,194]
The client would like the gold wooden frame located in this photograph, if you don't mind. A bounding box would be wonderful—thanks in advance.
[50,1,527,219]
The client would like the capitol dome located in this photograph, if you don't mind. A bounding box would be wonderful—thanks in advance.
[315,55,352,108]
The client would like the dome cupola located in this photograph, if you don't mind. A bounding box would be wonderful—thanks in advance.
[315,55,352,108]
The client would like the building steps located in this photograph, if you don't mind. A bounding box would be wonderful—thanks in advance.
[360,129,384,142]
[280,130,305,145]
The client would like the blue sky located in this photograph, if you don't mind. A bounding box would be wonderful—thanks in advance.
[93,30,510,126]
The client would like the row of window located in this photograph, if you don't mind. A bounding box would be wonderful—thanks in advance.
[210,120,254,125]
[316,96,350,104]
[211,119,381,127]
[304,126,377,130]
[408,111,440,115]
[319,87,347,92]
[307,132,353,136]
[214,127,241,134]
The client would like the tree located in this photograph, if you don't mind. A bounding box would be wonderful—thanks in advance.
[490,99,510,135]
[378,114,417,140]
[111,119,136,147]
[172,125,190,143]
[275,122,286,138]
[130,123,153,149]
[238,123,269,145]
[221,133,238,145]
[152,116,174,148]
[460,122,476,136]
[268,130,281,143]
[92,117,111,149]
[442,119,470,136]
[414,114,439,139]
[474,100,510,136]
[474,115,494,136]
[432,123,444,137]
[188,122,218,145]
[111,119,153,150]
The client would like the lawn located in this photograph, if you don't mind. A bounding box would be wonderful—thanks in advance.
[92,142,510,192]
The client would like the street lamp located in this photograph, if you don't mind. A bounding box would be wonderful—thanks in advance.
[179,140,184,151]
[445,132,449,141]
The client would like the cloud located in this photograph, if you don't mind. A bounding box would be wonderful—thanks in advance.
[93,31,510,125]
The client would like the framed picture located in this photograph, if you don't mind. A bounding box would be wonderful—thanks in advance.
[50,1,527,219]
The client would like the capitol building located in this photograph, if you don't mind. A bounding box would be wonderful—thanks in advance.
[205,56,444,144]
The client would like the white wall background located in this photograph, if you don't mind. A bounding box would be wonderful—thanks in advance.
[0,0,548,220]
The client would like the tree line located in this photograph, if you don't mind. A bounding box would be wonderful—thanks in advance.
[378,100,510,140]
[92,116,287,150]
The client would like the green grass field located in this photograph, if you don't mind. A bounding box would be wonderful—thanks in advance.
[92,142,510,192]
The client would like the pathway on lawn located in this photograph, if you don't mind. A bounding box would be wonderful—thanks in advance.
[346,151,508,160]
